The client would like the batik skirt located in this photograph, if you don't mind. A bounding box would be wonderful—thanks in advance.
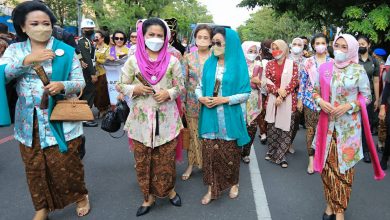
[187,117,202,168]
[242,115,260,157]
[93,74,110,112]
[304,106,319,156]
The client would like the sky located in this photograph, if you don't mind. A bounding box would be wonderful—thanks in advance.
[198,0,259,30]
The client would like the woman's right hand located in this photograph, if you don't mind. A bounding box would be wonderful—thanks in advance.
[23,49,55,65]
[199,97,213,108]
[133,84,154,96]
[379,105,386,121]
[319,99,334,114]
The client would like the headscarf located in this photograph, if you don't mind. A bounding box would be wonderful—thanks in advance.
[199,28,251,146]
[271,39,289,60]
[241,41,258,64]
[135,18,171,85]
[333,34,359,69]
[290,37,304,61]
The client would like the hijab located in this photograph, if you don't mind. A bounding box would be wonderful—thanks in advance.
[241,41,258,64]
[134,18,172,85]
[290,37,304,61]
[199,28,251,146]
[271,39,289,60]
[333,34,359,69]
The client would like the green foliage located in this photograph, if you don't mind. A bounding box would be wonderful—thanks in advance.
[40,0,78,26]
[237,8,315,42]
[344,4,390,43]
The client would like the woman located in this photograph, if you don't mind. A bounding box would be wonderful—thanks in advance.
[265,40,299,168]
[289,37,306,154]
[0,2,89,219]
[106,30,129,61]
[196,27,251,205]
[312,34,384,220]
[116,18,184,217]
[181,24,212,180]
[258,39,273,144]
[358,35,380,163]
[298,33,332,174]
[241,41,262,163]
[0,38,8,57]
[93,30,110,118]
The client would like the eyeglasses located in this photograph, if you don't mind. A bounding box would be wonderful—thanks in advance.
[211,41,224,47]
[130,36,137,38]
[114,37,124,41]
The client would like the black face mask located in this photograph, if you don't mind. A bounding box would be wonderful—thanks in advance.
[84,30,94,37]
[358,47,368,54]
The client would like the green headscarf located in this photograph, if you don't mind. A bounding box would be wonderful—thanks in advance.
[198,28,251,146]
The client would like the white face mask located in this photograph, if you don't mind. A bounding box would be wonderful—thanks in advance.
[291,46,303,55]
[334,50,347,62]
[145,37,164,52]
[315,45,327,54]
[212,46,225,57]
[246,53,257,61]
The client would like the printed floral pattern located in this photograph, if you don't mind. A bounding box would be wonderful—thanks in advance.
[246,62,262,124]
[312,63,372,173]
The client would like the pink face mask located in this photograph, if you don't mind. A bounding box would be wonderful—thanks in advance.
[315,45,327,54]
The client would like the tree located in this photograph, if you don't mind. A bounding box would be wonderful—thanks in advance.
[44,0,78,26]
[238,0,390,43]
[237,8,315,42]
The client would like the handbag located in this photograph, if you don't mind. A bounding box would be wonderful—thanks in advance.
[116,100,130,123]
[182,115,190,150]
[50,90,94,121]
[101,110,121,133]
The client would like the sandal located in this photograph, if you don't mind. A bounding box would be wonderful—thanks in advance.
[265,155,271,161]
[280,161,288,168]
[242,156,250,164]
[76,195,91,217]
[181,166,193,181]
[229,184,239,199]
[201,192,213,205]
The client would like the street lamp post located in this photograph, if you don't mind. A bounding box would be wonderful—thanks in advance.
[77,0,82,36]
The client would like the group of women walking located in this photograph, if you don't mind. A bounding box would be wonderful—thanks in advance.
[0,1,387,220]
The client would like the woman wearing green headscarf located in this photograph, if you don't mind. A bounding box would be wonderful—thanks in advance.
[195,27,251,205]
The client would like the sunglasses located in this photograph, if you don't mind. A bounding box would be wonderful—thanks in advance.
[211,41,224,47]
[130,35,137,38]
[114,37,124,41]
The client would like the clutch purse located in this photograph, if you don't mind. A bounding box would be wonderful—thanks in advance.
[213,79,221,97]
[50,90,94,121]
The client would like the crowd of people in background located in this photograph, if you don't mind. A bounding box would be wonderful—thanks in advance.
[1,1,390,220]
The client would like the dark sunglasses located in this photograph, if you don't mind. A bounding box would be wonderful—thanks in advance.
[130,35,137,38]
[211,41,224,47]
[114,37,124,41]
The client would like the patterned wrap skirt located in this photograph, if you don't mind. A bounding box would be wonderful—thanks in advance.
[258,95,268,135]
[187,117,202,168]
[93,74,110,112]
[304,106,319,156]
[133,139,177,202]
[266,112,298,164]
[321,132,355,213]
[242,115,260,157]
[19,117,88,211]
[378,119,387,143]
[202,139,241,199]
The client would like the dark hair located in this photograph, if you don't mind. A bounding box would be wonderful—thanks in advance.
[212,26,226,38]
[261,39,273,60]
[357,35,371,45]
[0,23,8,34]
[142,18,168,41]
[300,36,309,42]
[95,30,105,38]
[12,1,57,41]
[310,33,329,50]
[112,30,127,44]
[194,24,212,39]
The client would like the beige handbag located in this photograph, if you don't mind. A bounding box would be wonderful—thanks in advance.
[182,115,190,150]
[50,90,94,121]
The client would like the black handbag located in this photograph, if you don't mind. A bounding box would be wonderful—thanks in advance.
[101,110,121,133]
[116,100,130,123]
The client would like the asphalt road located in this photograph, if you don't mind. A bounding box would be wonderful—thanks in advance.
[1,121,389,220]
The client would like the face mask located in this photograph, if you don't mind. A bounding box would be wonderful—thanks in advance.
[246,53,257,61]
[291,46,303,54]
[145,37,164,52]
[196,39,210,47]
[25,25,52,43]
[84,30,94,37]
[334,50,347,62]
[272,50,284,60]
[315,45,327,54]
[212,46,225,56]
[358,47,368,54]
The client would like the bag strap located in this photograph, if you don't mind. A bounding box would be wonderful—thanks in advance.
[109,130,126,139]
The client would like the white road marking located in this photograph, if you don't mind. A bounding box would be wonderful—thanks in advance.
[249,145,272,220]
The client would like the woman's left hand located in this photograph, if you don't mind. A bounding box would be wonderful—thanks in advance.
[153,90,170,103]
[45,82,65,96]
[209,97,229,108]
[331,103,352,118]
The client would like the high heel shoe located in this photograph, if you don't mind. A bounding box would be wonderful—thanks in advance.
[322,213,336,220]
[136,202,155,217]
[169,193,182,207]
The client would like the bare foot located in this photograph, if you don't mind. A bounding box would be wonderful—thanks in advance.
[33,208,48,220]
[201,186,212,205]
[229,184,239,199]
[182,165,193,181]
[76,195,91,217]
[307,156,314,174]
